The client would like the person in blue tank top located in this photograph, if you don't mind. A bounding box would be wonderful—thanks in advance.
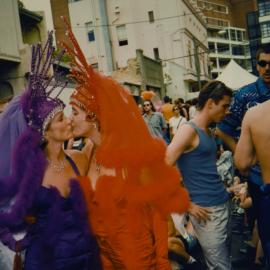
[166,80,233,270]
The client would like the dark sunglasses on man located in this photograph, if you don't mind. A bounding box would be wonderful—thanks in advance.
[257,60,270,68]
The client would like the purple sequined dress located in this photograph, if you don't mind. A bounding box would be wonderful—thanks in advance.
[23,157,101,270]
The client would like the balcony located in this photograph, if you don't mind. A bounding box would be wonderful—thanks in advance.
[183,72,198,82]
[259,15,270,23]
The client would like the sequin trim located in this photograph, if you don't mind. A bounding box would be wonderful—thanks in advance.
[42,105,65,136]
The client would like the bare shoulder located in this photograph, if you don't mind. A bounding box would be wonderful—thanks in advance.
[244,102,267,125]
[171,123,197,148]
[248,101,270,117]
[166,123,197,165]
[243,102,270,134]
[174,122,196,139]
[65,149,89,175]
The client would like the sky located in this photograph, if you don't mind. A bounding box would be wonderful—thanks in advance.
[21,0,54,32]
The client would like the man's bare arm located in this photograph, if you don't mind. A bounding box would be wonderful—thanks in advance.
[215,128,237,153]
[165,124,196,166]
[234,111,256,174]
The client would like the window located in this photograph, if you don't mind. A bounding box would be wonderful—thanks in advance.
[148,11,154,23]
[205,2,211,10]
[236,31,242,41]
[197,1,228,14]
[116,25,128,46]
[153,48,159,60]
[205,17,229,28]
[247,11,261,40]
[208,42,215,53]
[87,30,95,42]
[247,13,257,25]
[85,22,95,42]
[261,22,270,38]
[230,29,236,41]
[197,0,204,8]
[258,0,270,17]
[91,63,99,70]
[217,43,229,55]
[232,45,244,56]
[216,5,226,13]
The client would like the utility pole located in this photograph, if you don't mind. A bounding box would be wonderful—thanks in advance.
[193,37,201,91]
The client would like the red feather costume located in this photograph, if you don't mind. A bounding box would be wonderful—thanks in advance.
[62,19,190,270]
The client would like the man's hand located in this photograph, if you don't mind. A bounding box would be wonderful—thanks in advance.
[188,202,212,224]
[66,138,74,150]
[215,128,236,153]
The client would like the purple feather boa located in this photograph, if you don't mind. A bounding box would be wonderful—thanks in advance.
[69,179,92,235]
[41,180,91,247]
[0,127,47,250]
[0,127,47,225]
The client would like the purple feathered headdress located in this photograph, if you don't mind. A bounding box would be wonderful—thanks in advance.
[21,31,66,137]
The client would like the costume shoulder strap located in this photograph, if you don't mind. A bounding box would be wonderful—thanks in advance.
[66,155,81,176]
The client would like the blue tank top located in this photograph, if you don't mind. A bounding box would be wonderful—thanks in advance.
[177,121,229,207]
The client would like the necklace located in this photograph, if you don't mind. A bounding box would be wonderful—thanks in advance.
[96,162,101,174]
[92,156,101,174]
[47,158,66,173]
[91,144,101,174]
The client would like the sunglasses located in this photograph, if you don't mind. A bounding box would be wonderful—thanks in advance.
[257,60,270,68]
[143,104,151,107]
[173,108,179,111]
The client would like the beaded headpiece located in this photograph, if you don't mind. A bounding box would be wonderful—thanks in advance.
[21,31,67,136]
[69,87,97,119]
[61,18,98,119]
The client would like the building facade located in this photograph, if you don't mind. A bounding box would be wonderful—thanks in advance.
[258,0,270,44]
[50,0,209,100]
[247,10,261,75]
[195,0,257,78]
[0,0,47,99]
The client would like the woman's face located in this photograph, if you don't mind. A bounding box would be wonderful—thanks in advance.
[173,106,180,116]
[70,105,95,138]
[45,111,73,142]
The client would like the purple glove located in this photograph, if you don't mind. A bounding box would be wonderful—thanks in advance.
[0,227,16,251]
[0,228,29,252]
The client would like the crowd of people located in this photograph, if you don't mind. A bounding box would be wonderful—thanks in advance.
[141,95,197,143]
[0,25,270,270]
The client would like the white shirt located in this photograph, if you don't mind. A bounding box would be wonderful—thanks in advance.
[189,106,197,119]
[169,116,187,136]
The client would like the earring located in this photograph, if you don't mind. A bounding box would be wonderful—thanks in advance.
[40,137,48,147]
[91,122,97,129]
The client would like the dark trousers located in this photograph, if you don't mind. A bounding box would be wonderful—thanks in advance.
[248,182,270,265]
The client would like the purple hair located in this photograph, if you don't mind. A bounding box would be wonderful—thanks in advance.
[0,128,47,225]
[0,95,27,179]
[0,128,47,250]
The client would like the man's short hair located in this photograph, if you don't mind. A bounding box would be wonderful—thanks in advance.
[197,80,233,110]
[142,100,156,113]
[163,95,170,103]
[256,44,270,61]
